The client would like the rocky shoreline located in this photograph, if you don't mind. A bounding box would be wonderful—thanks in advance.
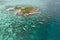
[6,6,40,17]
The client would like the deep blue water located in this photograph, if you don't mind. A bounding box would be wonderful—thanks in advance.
[47,0,60,40]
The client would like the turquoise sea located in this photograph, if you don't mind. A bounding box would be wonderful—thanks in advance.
[0,0,60,40]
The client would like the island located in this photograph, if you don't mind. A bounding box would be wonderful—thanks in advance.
[7,6,40,16]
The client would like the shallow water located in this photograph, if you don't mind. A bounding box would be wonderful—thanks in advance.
[0,0,59,40]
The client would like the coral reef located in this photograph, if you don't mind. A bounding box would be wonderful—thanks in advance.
[0,5,49,40]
